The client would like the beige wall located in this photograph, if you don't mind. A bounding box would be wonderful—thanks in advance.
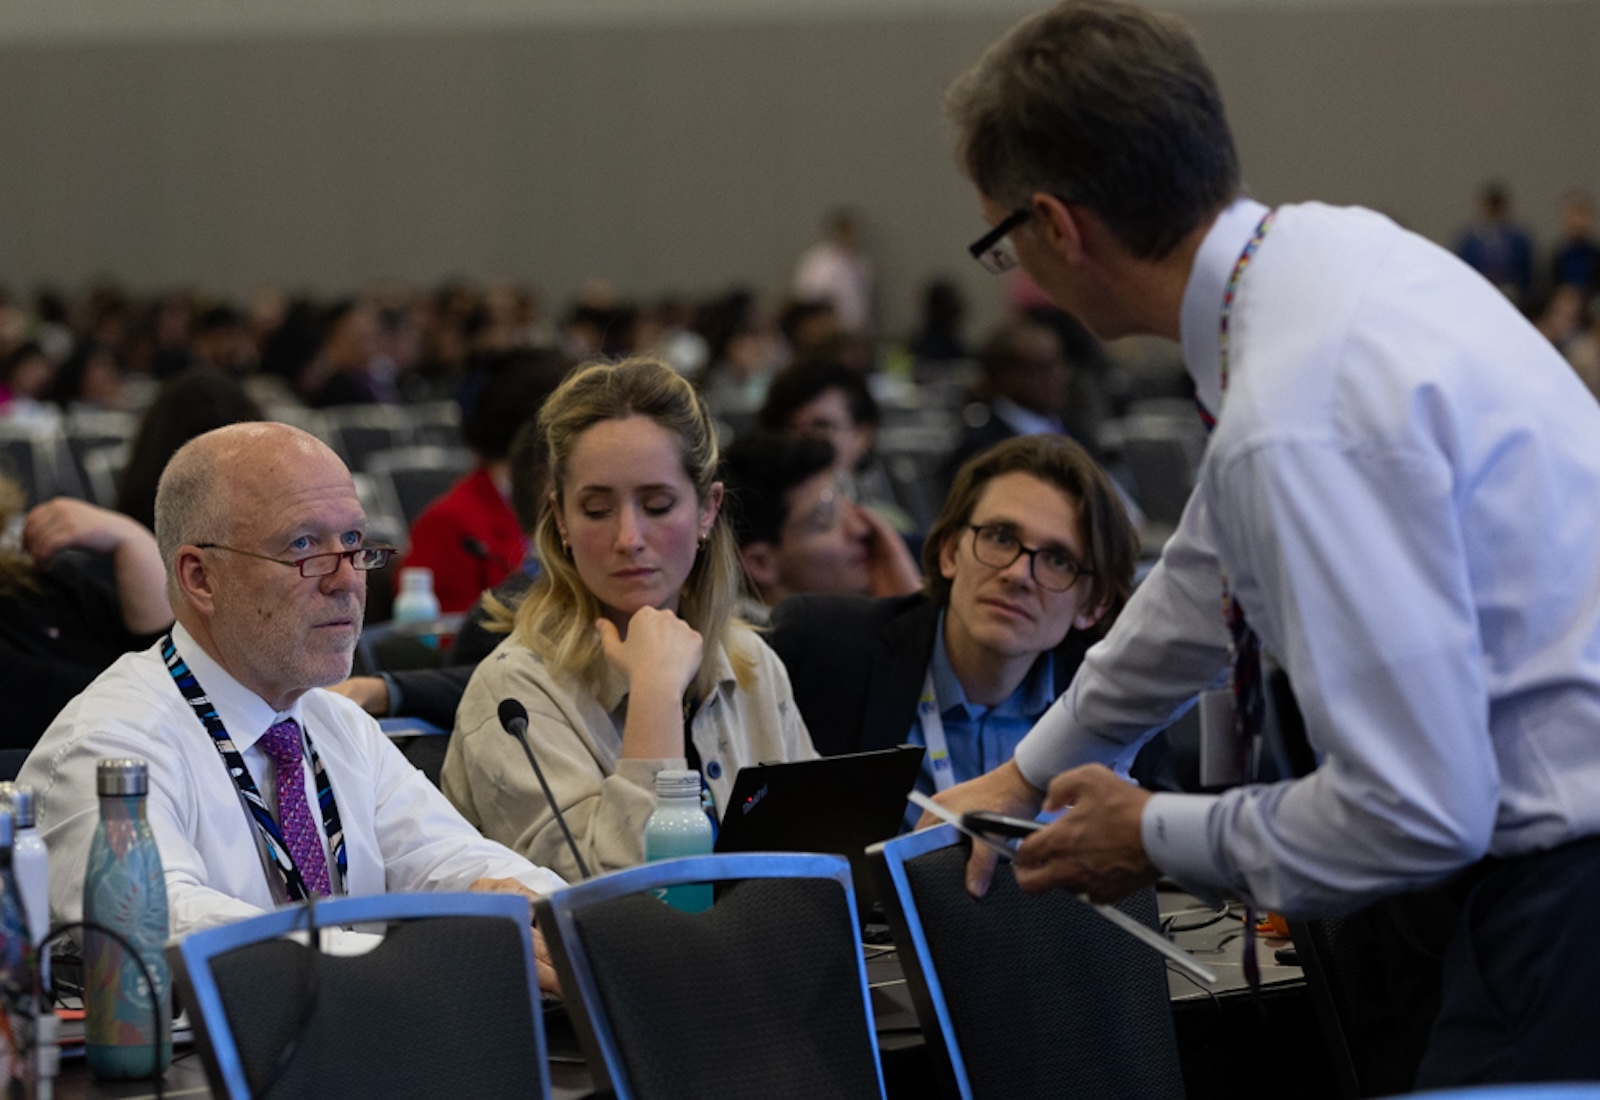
[0,0,1594,332]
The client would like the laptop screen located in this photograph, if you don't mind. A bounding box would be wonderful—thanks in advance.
[714,745,925,919]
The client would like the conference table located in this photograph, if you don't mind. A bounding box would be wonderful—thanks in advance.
[50,1054,595,1100]
[51,885,1326,1100]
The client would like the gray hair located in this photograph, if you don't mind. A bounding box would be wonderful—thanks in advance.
[153,437,230,604]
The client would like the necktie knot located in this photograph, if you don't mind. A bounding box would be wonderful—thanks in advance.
[260,719,303,768]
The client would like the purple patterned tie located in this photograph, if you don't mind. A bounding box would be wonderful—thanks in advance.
[259,719,332,897]
[1227,595,1265,779]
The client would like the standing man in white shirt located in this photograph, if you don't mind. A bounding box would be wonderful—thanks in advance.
[21,422,565,987]
[929,0,1600,1088]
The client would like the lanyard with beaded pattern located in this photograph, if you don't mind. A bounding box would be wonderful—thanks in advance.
[1213,209,1277,995]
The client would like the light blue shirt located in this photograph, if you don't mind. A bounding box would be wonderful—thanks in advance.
[902,611,1056,831]
[990,396,1066,438]
[1019,198,1600,914]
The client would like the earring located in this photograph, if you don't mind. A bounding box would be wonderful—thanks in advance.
[697,533,709,551]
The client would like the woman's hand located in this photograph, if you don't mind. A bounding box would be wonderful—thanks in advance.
[597,606,703,697]
[598,607,704,761]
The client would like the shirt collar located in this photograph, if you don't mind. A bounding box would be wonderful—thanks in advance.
[929,610,1057,720]
[170,622,304,751]
[1180,197,1271,420]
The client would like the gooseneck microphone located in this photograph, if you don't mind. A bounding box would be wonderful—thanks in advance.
[462,537,516,573]
[498,698,592,880]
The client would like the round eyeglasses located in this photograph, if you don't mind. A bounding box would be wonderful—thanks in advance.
[967,524,1089,591]
[194,543,397,578]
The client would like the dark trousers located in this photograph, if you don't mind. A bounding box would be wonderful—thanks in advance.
[1415,834,1600,1087]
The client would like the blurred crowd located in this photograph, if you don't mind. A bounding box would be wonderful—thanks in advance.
[1458,182,1600,401]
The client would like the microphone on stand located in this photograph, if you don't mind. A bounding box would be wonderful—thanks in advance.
[498,698,591,880]
[461,537,517,574]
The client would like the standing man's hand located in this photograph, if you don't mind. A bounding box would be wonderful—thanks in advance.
[917,759,1045,898]
[1012,764,1158,904]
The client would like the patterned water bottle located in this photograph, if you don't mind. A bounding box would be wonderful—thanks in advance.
[644,769,714,913]
[0,809,37,1099]
[83,759,170,1080]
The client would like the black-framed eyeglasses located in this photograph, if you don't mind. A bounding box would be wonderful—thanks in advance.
[967,524,1089,591]
[194,542,397,578]
[968,207,1033,274]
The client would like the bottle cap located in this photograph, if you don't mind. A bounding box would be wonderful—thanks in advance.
[0,783,34,829]
[398,567,434,592]
[97,758,150,797]
[654,768,701,799]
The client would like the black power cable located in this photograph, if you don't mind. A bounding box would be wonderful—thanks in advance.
[41,920,167,1100]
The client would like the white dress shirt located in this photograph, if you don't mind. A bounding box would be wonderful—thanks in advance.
[21,623,565,948]
[1016,198,1600,915]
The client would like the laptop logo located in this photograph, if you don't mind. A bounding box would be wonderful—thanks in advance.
[742,784,768,815]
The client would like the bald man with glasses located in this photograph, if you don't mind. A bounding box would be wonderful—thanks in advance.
[21,422,565,986]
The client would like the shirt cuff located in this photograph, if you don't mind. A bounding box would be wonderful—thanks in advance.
[1013,692,1134,790]
[614,756,688,792]
[319,927,386,955]
[515,866,569,895]
[1141,792,1230,904]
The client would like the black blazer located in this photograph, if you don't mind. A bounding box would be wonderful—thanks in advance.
[768,592,1093,758]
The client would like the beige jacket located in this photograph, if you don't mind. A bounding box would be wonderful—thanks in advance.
[443,625,816,882]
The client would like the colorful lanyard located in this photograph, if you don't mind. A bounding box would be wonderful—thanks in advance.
[161,634,350,901]
[1197,209,1277,433]
[1219,210,1276,395]
[916,669,955,792]
[1209,207,1273,623]
[1212,210,1276,995]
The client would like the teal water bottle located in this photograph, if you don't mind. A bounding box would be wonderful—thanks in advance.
[84,759,170,1080]
[0,809,37,1098]
[644,769,714,913]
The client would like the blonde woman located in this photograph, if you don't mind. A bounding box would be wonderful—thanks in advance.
[443,357,816,881]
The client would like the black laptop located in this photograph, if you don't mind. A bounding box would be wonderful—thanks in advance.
[714,745,925,920]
